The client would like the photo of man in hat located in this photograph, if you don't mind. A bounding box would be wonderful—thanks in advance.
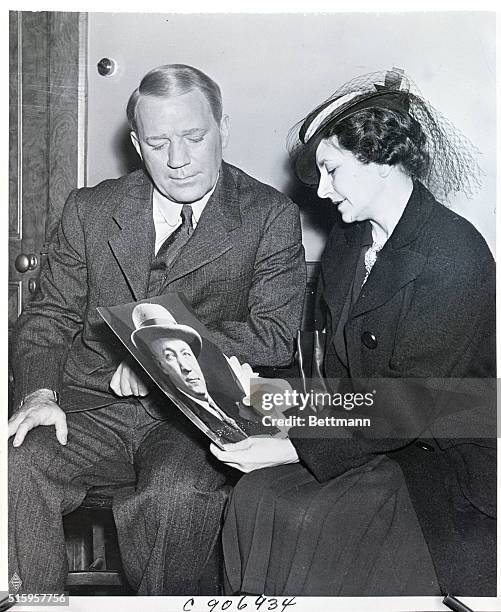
[130,303,251,445]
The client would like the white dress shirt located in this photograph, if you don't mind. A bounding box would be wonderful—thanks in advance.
[152,180,218,255]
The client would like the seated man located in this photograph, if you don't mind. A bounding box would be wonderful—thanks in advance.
[8,63,306,595]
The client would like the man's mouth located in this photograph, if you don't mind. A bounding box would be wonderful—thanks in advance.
[171,175,197,182]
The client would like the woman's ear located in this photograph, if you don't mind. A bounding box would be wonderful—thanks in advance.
[378,163,392,179]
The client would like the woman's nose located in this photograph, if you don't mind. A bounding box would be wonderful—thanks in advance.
[317,171,334,200]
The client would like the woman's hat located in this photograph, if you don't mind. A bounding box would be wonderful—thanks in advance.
[131,303,202,357]
[290,68,410,185]
[287,68,481,201]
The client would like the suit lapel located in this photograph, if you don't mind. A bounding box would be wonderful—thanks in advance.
[108,172,155,300]
[164,162,241,286]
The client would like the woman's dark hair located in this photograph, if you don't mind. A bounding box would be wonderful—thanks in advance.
[326,107,430,180]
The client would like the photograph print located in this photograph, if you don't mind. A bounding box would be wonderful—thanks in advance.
[99,293,279,448]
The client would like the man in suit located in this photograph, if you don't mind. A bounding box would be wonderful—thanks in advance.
[8,64,306,595]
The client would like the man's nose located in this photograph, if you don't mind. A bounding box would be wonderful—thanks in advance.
[168,140,190,169]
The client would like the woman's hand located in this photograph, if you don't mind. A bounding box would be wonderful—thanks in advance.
[224,355,258,406]
[210,436,299,473]
[224,353,295,418]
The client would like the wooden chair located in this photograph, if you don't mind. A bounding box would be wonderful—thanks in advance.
[64,484,134,594]
[64,483,226,595]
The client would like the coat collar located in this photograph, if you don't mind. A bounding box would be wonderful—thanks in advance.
[108,162,241,299]
[322,181,436,320]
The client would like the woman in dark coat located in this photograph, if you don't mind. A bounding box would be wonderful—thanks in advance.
[211,69,496,597]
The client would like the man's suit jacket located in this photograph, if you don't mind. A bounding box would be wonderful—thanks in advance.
[290,182,496,594]
[13,161,306,411]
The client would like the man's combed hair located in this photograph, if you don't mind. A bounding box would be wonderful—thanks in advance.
[127,64,223,131]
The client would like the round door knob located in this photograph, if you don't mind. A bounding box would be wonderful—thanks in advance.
[97,57,117,77]
[15,253,38,273]
[28,278,40,294]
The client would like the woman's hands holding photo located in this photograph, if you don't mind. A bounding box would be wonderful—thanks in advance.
[210,436,299,473]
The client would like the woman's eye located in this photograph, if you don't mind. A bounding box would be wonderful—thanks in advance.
[187,137,203,143]
[327,167,337,176]
[152,143,166,151]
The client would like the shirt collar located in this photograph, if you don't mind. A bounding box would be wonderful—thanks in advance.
[152,175,219,227]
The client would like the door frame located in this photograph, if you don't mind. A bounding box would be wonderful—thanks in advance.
[9,10,87,326]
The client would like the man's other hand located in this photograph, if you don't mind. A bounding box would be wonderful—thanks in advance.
[8,388,67,447]
[110,360,150,397]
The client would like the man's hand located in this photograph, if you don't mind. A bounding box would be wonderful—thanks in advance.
[110,360,150,397]
[210,436,299,473]
[8,388,67,447]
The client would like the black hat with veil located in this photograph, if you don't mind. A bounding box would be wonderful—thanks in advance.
[287,68,482,203]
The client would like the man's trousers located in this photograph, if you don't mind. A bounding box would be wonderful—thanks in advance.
[8,399,236,595]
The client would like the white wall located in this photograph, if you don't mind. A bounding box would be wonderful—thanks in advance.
[86,12,496,259]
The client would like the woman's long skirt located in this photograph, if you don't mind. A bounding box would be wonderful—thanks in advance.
[222,456,440,596]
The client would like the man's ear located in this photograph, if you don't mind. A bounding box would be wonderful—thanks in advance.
[130,131,143,160]
[219,115,230,149]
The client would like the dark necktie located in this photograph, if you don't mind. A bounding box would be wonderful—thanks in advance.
[147,204,194,297]
[156,204,194,269]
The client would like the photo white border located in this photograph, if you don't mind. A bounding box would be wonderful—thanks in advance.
[1,2,499,611]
